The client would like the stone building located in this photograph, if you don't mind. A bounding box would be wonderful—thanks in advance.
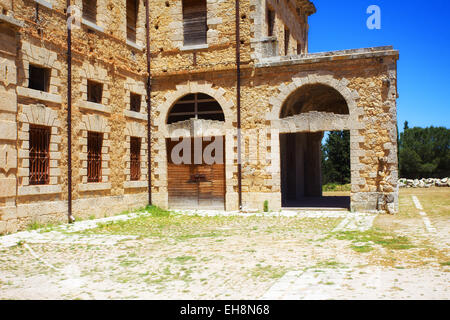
[0,0,399,234]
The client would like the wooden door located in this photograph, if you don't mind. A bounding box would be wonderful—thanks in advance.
[167,137,225,209]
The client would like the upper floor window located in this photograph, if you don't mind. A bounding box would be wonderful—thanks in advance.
[182,0,207,46]
[29,125,50,185]
[267,7,275,37]
[28,64,50,92]
[127,0,138,43]
[130,92,141,112]
[83,0,97,24]
[284,27,290,55]
[87,80,103,104]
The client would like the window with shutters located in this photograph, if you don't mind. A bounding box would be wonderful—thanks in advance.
[83,0,97,24]
[267,8,275,37]
[130,92,141,112]
[29,125,50,185]
[127,0,138,42]
[87,80,103,104]
[130,137,141,181]
[87,132,103,183]
[28,65,50,92]
[182,0,207,46]
[284,27,290,55]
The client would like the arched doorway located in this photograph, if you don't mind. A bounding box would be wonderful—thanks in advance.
[279,84,351,209]
[166,93,226,209]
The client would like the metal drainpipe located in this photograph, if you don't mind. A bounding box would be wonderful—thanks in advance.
[235,0,242,210]
[66,0,74,223]
[145,0,152,206]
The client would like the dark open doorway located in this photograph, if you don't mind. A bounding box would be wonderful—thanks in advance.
[280,131,350,209]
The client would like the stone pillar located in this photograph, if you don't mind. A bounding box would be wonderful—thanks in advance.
[304,132,323,197]
[0,25,18,234]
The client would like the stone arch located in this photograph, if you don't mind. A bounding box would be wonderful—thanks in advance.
[156,81,234,138]
[267,71,361,123]
[153,81,238,211]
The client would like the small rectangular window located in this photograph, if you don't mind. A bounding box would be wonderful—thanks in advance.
[87,80,103,104]
[127,0,138,42]
[28,65,50,92]
[83,0,97,23]
[284,28,290,56]
[267,8,275,37]
[130,137,141,181]
[130,93,141,113]
[29,125,50,185]
[183,0,207,46]
[87,132,102,183]
[297,42,302,55]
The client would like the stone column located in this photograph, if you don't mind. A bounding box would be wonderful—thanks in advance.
[304,132,323,197]
[0,25,18,234]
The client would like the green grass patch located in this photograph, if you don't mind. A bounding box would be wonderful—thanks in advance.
[322,183,351,192]
[251,265,287,279]
[440,261,450,267]
[335,229,415,251]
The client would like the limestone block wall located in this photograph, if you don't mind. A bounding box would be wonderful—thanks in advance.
[0,25,18,233]
[250,0,314,59]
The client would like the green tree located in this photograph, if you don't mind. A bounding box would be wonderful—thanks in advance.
[399,126,450,178]
[322,131,350,185]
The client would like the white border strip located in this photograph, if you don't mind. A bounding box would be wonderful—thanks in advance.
[412,196,436,233]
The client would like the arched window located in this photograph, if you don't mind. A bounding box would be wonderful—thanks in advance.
[167,93,225,124]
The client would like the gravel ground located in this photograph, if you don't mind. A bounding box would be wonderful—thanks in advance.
[0,191,448,300]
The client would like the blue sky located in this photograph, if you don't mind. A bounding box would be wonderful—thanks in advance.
[308,0,450,132]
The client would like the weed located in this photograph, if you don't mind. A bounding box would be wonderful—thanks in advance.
[335,229,415,250]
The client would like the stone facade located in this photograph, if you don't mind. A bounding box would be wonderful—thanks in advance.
[0,0,399,234]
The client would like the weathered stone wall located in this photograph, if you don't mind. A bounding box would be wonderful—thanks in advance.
[0,0,399,234]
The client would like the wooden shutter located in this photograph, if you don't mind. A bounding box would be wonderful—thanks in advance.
[183,0,207,46]
[127,0,138,42]
[267,8,275,37]
[83,0,97,23]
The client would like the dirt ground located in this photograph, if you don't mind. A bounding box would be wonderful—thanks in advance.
[0,188,448,300]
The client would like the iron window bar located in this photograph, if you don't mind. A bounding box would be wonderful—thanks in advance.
[130,137,141,181]
[87,132,103,183]
[29,125,51,185]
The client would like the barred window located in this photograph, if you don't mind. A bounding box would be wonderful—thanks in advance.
[83,0,97,23]
[130,137,141,181]
[29,125,50,185]
[130,93,141,112]
[183,0,207,46]
[87,132,102,183]
[87,80,103,104]
[127,0,138,42]
[29,65,50,92]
